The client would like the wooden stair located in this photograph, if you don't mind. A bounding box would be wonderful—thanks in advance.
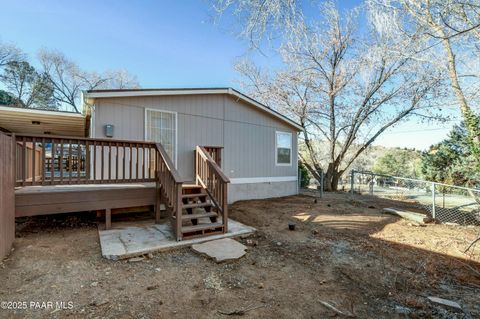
[180,185,224,238]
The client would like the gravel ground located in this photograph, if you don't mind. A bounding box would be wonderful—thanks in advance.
[0,192,479,318]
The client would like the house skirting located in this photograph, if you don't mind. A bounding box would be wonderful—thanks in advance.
[228,177,298,203]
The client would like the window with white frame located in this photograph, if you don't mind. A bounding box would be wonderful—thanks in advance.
[146,109,177,164]
[276,131,292,165]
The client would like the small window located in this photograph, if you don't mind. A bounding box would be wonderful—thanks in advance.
[276,131,292,166]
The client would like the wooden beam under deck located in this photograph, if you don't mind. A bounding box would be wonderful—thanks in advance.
[15,183,156,217]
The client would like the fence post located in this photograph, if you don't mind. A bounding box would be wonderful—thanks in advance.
[431,182,436,219]
[369,172,374,195]
[298,167,301,192]
[320,170,324,198]
[350,170,354,197]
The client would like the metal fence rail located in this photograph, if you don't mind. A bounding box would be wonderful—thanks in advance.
[350,170,480,225]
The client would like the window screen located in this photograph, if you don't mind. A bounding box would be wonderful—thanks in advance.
[146,110,176,164]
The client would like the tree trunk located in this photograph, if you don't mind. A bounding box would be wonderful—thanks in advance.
[324,163,342,191]
[442,37,480,159]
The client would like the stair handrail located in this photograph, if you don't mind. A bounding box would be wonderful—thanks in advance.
[195,146,229,232]
[155,143,183,240]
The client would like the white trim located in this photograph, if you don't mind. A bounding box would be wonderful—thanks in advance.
[275,131,293,166]
[144,108,178,167]
[0,105,84,118]
[91,105,96,137]
[86,89,223,99]
[84,88,303,131]
[230,176,298,184]
[227,88,303,130]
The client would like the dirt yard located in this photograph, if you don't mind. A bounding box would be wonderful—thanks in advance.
[1,192,479,318]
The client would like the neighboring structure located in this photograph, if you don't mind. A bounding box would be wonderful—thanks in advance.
[84,88,302,203]
[0,105,87,137]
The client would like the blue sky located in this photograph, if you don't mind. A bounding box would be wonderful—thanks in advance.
[0,0,247,87]
[0,0,456,150]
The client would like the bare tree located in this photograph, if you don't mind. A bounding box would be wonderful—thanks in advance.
[38,49,140,113]
[213,0,300,48]
[99,69,140,90]
[222,1,443,190]
[367,0,480,161]
[0,41,24,68]
[38,49,95,112]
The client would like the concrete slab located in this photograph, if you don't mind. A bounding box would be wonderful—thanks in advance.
[98,219,255,260]
[192,238,247,262]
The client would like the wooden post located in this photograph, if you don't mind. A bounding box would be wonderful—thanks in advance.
[76,140,81,183]
[85,140,90,182]
[155,183,162,224]
[194,149,198,185]
[68,140,72,184]
[155,167,161,223]
[51,141,55,185]
[0,132,15,259]
[105,208,111,230]
[21,137,26,186]
[176,184,183,241]
[223,184,228,233]
[59,140,64,184]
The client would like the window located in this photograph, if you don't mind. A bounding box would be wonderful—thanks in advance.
[145,109,177,165]
[276,131,292,166]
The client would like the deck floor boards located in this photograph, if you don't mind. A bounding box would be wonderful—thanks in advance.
[15,182,156,194]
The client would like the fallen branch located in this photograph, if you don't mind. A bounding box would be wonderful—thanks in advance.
[464,237,480,254]
[218,304,265,316]
[319,300,354,317]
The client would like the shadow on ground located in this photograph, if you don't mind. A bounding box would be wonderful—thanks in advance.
[1,192,479,318]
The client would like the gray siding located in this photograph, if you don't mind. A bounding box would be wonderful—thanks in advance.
[93,94,298,182]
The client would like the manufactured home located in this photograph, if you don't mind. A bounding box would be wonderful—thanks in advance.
[85,88,301,202]
[0,88,301,252]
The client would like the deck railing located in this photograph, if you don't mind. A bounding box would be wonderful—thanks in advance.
[155,143,184,240]
[195,146,229,232]
[203,146,223,167]
[13,133,228,241]
[14,133,158,186]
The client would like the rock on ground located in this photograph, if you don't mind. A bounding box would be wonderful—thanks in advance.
[192,238,247,262]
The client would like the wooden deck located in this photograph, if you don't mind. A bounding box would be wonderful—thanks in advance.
[9,133,229,241]
[15,183,156,217]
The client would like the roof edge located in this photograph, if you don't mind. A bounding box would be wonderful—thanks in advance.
[0,105,85,117]
[84,87,303,131]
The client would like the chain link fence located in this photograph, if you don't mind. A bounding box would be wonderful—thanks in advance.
[350,170,480,225]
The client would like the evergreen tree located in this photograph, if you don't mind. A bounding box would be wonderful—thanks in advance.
[421,123,479,186]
